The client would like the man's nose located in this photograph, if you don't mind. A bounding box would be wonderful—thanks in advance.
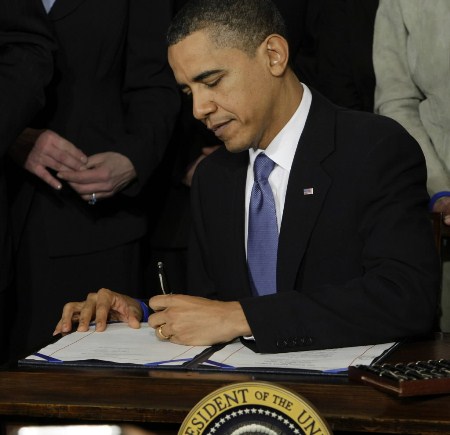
[192,91,216,121]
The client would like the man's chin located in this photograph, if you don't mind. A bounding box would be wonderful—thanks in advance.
[223,140,251,154]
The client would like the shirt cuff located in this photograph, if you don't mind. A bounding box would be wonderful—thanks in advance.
[134,299,150,322]
[429,191,450,211]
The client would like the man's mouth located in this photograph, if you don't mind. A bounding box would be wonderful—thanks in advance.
[209,120,232,137]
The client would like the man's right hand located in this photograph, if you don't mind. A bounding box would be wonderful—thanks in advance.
[53,288,143,336]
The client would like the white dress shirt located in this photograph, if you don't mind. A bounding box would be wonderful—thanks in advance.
[42,0,55,13]
[245,83,312,253]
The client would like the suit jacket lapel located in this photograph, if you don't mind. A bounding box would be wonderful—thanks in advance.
[277,90,336,292]
[48,0,87,20]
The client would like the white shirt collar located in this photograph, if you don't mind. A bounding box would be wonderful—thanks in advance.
[248,83,312,169]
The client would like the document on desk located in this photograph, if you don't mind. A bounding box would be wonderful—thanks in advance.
[22,323,209,367]
[202,340,396,373]
[20,322,396,374]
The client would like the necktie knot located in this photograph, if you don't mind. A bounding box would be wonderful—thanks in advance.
[254,153,276,183]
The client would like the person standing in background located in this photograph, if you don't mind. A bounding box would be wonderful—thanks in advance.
[0,0,54,364]
[373,0,450,332]
[6,0,180,361]
[315,0,379,112]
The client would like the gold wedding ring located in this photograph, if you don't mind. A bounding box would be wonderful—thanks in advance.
[158,323,172,340]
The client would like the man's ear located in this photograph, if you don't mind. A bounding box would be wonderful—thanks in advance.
[264,34,289,76]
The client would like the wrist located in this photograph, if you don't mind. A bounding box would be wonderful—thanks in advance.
[229,301,252,337]
[134,299,150,322]
[429,191,450,211]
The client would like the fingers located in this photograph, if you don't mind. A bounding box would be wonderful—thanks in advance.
[107,291,143,330]
[88,288,142,331]
[53,288,143,336]
[57,165,106,185]
[148,294,172,313]
[33,165,64,191]
[149,295,188,344]
[53,300,91,336]
[57,167,107,190]
[156,323,173,341]
[88,289,113,331]
[57,152,136,202]
[18,129,87,190]
[57,166,111,203]
[148,295,171,338]
[35,130,88,171]
[148,296,250,346]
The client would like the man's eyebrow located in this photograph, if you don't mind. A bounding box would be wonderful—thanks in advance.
[192,69,224,83]
[178,69,225,92]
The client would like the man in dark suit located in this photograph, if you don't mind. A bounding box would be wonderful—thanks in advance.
[0,0,54,361]
[55,0,439,353]
[315,0,379,112]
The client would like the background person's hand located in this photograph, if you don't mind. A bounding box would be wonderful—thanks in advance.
[10,128,88,190]
[432,196,450,226]
[182,145,221,187]
[57,151,137,203]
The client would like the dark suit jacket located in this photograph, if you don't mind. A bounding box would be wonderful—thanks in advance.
[9,0,180,257]
[187,89,440,353]
[0,0,54,293]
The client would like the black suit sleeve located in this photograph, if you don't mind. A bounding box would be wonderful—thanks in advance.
[0,0,54,154]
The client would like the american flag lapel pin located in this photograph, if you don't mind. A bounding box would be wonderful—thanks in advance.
[303,187,314,195]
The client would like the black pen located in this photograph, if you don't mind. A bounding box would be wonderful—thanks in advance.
[157,261,170,294]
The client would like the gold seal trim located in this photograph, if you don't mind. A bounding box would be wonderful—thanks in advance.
[179,381,332,434]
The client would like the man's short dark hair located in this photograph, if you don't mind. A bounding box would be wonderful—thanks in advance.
[167,0,288,55]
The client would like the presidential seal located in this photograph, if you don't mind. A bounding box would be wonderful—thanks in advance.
[179,381,332,435]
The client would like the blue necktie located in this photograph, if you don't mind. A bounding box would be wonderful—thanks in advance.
[247,153,278,296]
[42,0,55,13]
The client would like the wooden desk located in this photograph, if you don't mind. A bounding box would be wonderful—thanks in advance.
[1,334,450,435]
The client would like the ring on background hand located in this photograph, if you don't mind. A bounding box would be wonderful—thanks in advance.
[88,192,97,205]
[158,323,172,340]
